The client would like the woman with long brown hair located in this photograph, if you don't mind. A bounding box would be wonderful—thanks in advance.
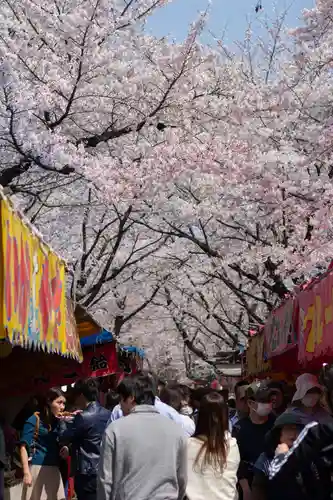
[186,391,240,500]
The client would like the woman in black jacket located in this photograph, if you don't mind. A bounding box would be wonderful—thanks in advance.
[268,364,333,500]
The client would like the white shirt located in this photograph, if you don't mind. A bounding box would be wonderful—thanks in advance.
[180,414,195,437]
[186,434,240,500]
[107,397,184,427]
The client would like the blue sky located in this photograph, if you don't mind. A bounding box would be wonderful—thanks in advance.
[147,0,315,44]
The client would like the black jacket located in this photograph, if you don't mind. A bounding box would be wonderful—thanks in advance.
[60,402,111,476]
[269,421,333,500]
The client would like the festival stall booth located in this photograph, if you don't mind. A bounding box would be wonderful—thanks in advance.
[245,266,333,380]
[0,192,83,422]
[245,294,300,380]
[76,305,144,379]
[61,305,145,401]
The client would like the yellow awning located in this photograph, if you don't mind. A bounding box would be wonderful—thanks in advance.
[0,193,82,362]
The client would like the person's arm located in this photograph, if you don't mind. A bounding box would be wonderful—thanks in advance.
[269,421,333,480]
[20,416,37,486]
[232,424,252,500]
[59,413,85,444]
[97,428,115,500]
[20,446,32,486]
[177,437,187,500]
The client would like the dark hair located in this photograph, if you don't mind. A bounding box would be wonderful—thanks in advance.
[194,392,229,473]
[117,375,156,406]
[135,371,159,395]
[234,380,248,398]
[180,385,191,400]
[191,387,214,406]
[220,389,229,402]
[168,383,191,403]
[74,378,99,402]
[39,387,64,428]
[105,390,120,411]
[160,388,182,412]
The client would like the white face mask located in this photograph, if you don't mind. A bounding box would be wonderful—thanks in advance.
[255,403,272,417]
[180,405,193,416]
[302,393,320,408]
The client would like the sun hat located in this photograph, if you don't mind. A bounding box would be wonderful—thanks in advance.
[292,373,323,402]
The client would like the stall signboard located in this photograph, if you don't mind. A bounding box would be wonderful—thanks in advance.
[264,298,298,359]
[246,333,271,376]
[298,271,333,364]
[0,196,81,361]
[82,342,118,378]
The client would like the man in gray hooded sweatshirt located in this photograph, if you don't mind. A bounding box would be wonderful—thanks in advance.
[98,374,187,500]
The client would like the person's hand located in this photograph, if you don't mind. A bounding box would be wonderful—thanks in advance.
[23,471,32,487]
[60,446,69,459]
[276,443,289,455]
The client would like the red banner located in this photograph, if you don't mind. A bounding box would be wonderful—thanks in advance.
[81,343,118,378]
[298,271,333,365]
[264,297,298,359]
[0,343,118,397]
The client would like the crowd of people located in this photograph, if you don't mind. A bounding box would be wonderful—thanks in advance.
[0,369,333,500]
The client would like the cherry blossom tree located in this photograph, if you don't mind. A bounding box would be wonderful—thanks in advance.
[0,0,219,197]
[3,0,333,376]
[134,1,333,369]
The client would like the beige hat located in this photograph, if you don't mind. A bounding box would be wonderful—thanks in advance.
[292,373,323,402]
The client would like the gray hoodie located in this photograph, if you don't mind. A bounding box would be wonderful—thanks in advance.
[98,405,187,500]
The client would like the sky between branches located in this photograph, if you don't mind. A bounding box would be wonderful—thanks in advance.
[148,0,315,43]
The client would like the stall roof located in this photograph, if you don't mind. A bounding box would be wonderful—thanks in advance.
[74,305,144,357]
[75,304,103,339]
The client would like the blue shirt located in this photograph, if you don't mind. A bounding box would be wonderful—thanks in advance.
[20,414,60,466]
[107,397,183,427]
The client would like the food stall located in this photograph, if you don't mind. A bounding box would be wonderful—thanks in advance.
[245,264,333,379]
[0,191,83,418]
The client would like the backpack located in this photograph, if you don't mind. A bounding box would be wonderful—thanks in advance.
[4,412,40,488]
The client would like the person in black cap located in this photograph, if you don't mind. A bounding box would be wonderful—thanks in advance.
[252,412,304,500]
[232,382,275,500]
